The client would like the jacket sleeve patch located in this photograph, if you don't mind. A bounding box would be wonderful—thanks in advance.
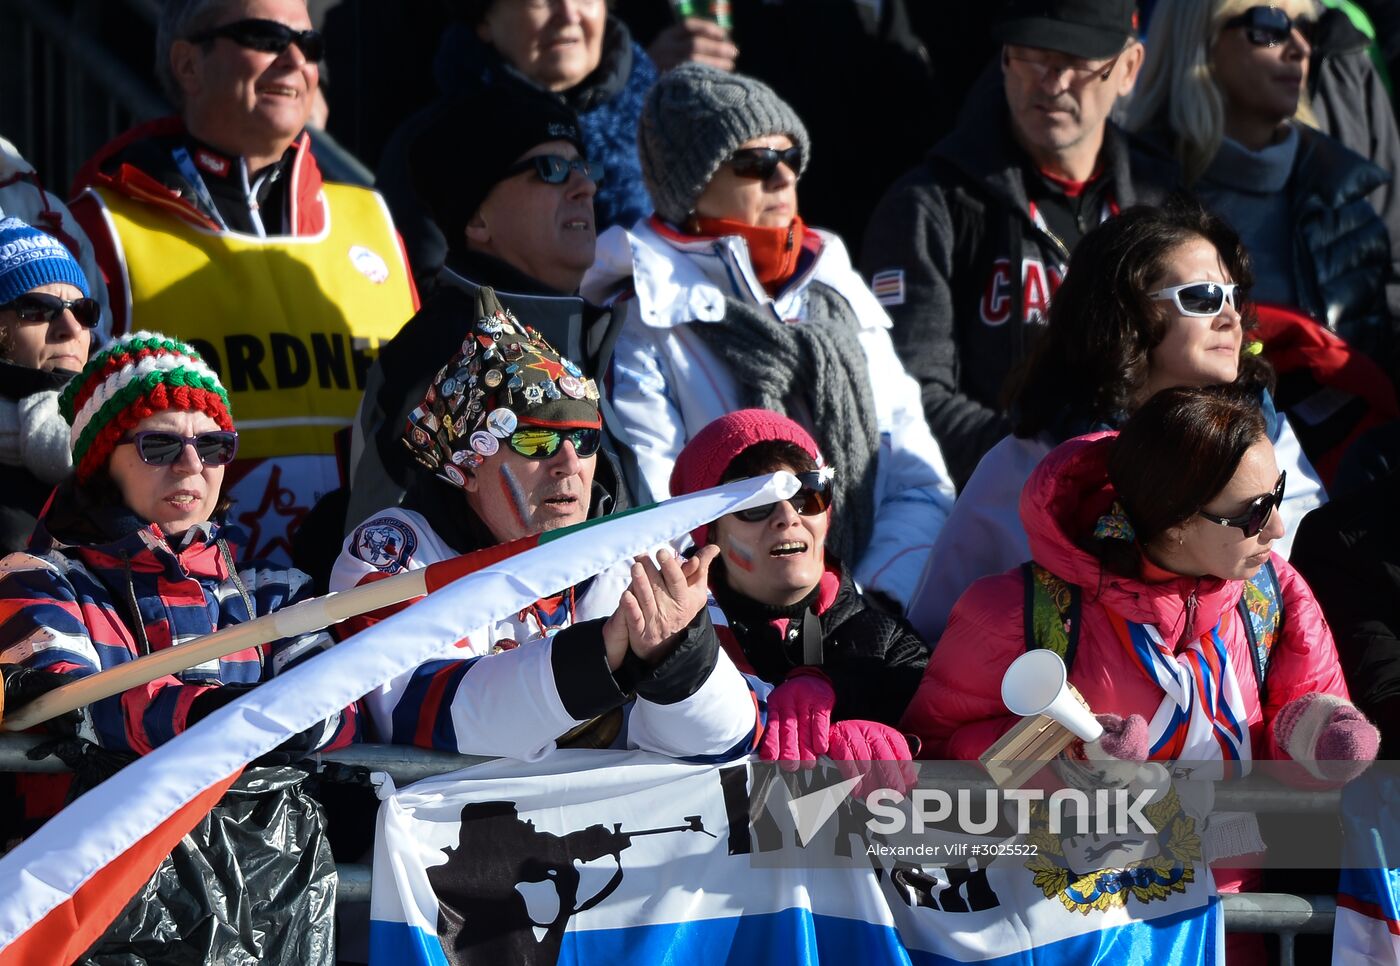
[349,517,418,574]
[870,269,906,306]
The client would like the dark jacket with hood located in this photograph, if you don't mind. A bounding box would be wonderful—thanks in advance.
[711,560,928,727]
[376,15,656,292]
[0,362,73,556]
[860,70,1174,488]
[346,250,626,535]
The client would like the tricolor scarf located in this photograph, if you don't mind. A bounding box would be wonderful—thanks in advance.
[1105,609,1252,778]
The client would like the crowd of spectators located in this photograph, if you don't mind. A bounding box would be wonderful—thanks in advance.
[3,0,1400,962]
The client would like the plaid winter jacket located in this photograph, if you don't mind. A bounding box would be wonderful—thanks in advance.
[0,486,358,754]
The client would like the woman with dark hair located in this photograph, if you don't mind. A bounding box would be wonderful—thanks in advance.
[906,201,1324,641]
[0,331,357,757]
[670,408,926,785]
[902,385,1375,958]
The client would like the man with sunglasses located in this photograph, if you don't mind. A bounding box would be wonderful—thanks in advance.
[347,84,626,536]
[861,0,1172,489]
[67,0,418,566]
[331,292,761,764]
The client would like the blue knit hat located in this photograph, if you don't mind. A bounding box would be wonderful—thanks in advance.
[0,217,90,307]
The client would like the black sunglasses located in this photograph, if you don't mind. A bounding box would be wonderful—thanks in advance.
[1223,6,1313,47]
[732,470,834,523]
[726,146,802,181]
[507,426,602,460]
[0,292,101,328]
[188,18,325,62]
[1198,471,1286,538]
[118,431,240,467]
[504,155,605,185]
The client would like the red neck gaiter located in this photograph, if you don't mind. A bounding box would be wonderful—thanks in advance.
[693,214,806,295]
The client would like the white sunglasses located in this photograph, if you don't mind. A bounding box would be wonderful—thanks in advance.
[1148,281,1239,318]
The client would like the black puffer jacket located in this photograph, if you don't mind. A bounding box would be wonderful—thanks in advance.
[711,561,928,726]
[1289,471,1400,756]
[1133,123,1396,364]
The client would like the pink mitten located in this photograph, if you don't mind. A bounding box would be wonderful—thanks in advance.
[759,667,836,769]
[1273,693,1379,785]
[826,719,917,798]
[1074,713,1150,764]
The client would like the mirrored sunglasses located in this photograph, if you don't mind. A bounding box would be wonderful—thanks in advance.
[188,18,325,61]
[0,292,101,328]
[732,470,834,523]
[505,155,605,185]
[1223,6,1313,47]
[507,426,602,460]
[727,146,803,180]
[1197,471,1286,538]
[1148,281,1240,318]
[118,431,240,467]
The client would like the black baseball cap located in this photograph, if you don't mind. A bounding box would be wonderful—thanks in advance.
[992,0,1139,60]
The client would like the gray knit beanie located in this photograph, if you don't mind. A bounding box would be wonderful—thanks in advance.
[639,64,811,227]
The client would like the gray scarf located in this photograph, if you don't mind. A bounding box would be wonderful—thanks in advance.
[691,282,878,566]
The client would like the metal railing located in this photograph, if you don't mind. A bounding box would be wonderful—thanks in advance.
[0,0,370,194]
[0,735,1341,963]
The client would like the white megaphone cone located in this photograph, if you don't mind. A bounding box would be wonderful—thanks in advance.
[1000,650,1103,743]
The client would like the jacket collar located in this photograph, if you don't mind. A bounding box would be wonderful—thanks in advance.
[0,359,73,400]
[432,15,635,111]
[1022,433,1243,641]
[440,249,574,300]
[932,63,1139,220]
[71,117,322,234]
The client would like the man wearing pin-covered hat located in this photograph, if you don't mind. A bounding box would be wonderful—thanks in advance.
[347,81,623,536]
[330,289,761,762]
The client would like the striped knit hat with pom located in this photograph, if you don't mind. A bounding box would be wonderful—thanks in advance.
[58,331,233,482]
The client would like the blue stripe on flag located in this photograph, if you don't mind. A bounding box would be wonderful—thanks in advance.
[368,899,1220,966]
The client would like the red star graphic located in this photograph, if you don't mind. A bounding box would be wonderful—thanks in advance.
[525,356,566,381]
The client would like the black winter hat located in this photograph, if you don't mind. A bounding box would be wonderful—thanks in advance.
[992,0,1138,60]
[409,86,587,250]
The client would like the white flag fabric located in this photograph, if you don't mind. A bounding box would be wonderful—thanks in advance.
[369,751,1224,965]
[0,474,797,959]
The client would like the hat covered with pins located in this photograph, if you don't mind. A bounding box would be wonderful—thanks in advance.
[403,287,601,490]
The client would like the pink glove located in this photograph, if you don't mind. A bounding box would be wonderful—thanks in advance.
[1061,714,1149,792]
[760,667,835,769]
[827,719,917,798]
[1072,713,1150,764]
[1273,693,1379,785]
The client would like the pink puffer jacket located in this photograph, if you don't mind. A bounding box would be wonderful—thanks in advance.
[902,432,1349,762]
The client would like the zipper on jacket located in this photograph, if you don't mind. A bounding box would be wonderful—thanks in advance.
[785,223,795,251]
[1177,579,1202,649]
[120,552,154,658]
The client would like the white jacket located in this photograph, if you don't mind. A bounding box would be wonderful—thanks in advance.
[905,416,1328,642]
[330,506,761,763]
[0,136,110,342]
[582,218,956,607]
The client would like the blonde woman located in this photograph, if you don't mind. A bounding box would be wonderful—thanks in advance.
[1129,0,1398,362]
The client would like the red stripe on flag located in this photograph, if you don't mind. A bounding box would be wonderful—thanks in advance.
[423,533,539,593]
[0,768,242,966]
[1338,893,1400,936]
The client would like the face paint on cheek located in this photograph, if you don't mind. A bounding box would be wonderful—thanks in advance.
[725,534,757,572]
[499,463,533,531]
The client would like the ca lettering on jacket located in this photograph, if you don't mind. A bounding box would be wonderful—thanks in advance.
[978,257,1063,327]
